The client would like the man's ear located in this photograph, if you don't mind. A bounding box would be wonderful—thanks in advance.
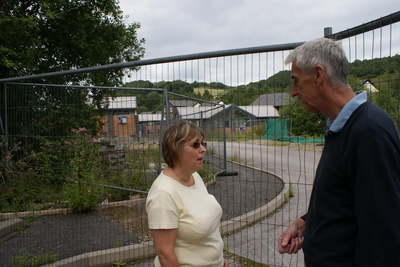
[314,65,325,84]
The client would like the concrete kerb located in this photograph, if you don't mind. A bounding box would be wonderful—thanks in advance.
[220,181,289,235]
[0,198,147,220]
[1,167,288,267]
[41,242,156,267]
[0,218,26,237]
[219,161,290,235]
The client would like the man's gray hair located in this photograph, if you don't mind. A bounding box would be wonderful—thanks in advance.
[285,38,350,87]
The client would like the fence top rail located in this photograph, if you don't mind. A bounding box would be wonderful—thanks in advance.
[326,10,400,41]
[0,41,306,83]
[1,10,399,84]
[4,82,164,92]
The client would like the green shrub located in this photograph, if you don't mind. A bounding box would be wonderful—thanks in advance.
[0,139,46,212]
[35,127,107,212]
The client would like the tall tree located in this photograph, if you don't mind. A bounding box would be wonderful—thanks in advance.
[0,0,145,154]
[0,0,145,85]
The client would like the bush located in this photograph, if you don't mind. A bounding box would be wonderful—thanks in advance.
[0,138,45,212]
[1,130,161,213]
[40,127,107,212]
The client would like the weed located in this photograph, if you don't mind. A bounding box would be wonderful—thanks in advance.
[227,151,247,165]
[12,248,57,267]
[9,227,26,237]
[223,241,228,252]
[113,259,126,266]
[24,215,36,227]
[284,193,290,203]
[124,256,154,266]
[284,183,295,203]
[206,145,216,155]
[114,236,122,248]
[197,161,214,184]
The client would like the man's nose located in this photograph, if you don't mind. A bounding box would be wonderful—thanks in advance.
[291,84,298,97]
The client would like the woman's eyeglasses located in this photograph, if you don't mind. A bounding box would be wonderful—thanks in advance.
[190,141,206,149]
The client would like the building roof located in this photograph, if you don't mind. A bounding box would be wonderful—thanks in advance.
[107,96,137,109]
[199,100,226,107]
[176,104,279,120]
[138,113,162,122]
[176,105,226,120]
[251,92,290,107]
[169,100,198,107]
[237,105,279,118]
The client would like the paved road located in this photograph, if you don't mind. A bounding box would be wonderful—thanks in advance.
[208,141,322,267]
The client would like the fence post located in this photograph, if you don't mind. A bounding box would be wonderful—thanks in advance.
[223,104,227,171]
[0,84,5,136]
[3,83,8,153]
[324,27,333,37]
[158,88,169,174]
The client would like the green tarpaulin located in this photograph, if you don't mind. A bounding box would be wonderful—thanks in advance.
[261,119,324,143]
[261,119,288,140]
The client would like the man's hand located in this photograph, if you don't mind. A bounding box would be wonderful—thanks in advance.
[278,218,305,254]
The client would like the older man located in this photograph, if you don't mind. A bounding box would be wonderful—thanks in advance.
[278,38,400,266]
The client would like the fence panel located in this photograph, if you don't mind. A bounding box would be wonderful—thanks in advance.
[0,11,399,267]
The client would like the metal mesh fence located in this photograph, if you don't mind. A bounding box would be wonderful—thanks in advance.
[0,11,400,267]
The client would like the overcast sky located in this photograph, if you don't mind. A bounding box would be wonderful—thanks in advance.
[119,0,399,60]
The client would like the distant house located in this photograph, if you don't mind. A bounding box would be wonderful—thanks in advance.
[175,105,225,125]
[362,79,379,93]
[237,105,279,121]
[167,100,199,119]
[168,100,198,107]
[103,95,280,139]
[174,104,279,135]
[251,92,290,111]
[168,99,225,114]
[137,112,162,138]
[103,96,137,137]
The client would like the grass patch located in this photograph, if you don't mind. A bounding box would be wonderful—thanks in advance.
[227,151,248,165]
[284,182,295,203]
[12,249,57,267]
[193,87,226,96]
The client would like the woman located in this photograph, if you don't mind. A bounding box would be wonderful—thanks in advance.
[146,121,225,267]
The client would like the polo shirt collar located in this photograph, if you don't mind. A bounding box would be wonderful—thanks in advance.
[327,91,367,133]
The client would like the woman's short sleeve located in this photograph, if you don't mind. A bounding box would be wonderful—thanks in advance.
[146,189,180,229]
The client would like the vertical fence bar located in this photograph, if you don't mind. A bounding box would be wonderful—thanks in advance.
[3,83,8,152]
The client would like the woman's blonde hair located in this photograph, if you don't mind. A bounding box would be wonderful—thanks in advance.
[161,121,204,168]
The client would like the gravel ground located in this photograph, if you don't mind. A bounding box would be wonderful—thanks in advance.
[0,158,282,267]
[0,212,140,267]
